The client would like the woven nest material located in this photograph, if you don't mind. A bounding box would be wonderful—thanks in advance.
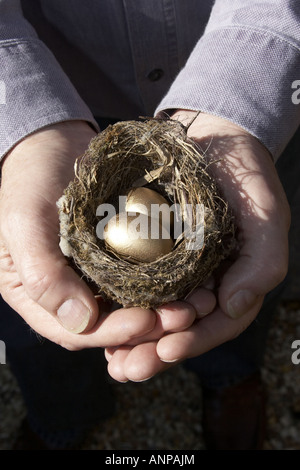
[57,118,236,309]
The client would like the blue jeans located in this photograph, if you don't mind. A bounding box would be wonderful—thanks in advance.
[0,303,114,448]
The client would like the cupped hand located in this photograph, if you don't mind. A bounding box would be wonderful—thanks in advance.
[0,119,216,353]
[0,121,167,350]
[105,111,291,382]
[1,115,289,382]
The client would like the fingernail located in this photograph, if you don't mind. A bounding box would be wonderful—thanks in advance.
[159,357,180,363]
[227,290,258,319]
[57,298,91,333]
[132,376,154,383]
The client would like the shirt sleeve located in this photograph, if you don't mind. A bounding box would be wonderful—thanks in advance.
[0,0,99,160]
[156,0,300,161]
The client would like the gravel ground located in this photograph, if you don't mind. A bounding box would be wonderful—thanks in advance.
[0,300,300,451]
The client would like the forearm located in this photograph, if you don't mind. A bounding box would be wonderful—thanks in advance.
[156,0,300,161]
[0,0,98,161]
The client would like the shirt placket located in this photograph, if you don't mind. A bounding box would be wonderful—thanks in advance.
[122,0,179,116]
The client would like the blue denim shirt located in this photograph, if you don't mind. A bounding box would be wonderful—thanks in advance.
[0,0,300,161]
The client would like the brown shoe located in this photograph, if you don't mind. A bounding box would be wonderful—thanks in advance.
[202,372,267,450]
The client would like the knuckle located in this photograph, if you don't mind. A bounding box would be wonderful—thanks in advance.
[56,340,80,352]
[0,246,12,272]
[54,327,86,351]
[0,286,11,305]
[23,268,54,304]
[0,206,22,236]
[270,258,289,287]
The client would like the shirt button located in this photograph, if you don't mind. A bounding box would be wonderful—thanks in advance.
[147,68,164,81]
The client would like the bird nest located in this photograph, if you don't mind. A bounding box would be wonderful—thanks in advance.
[57,118,235,309]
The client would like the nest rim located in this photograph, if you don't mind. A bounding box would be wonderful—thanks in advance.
[57,118,235,308]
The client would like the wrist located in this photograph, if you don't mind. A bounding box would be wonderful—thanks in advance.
[171,109,250,137]
[170,109,272,163]
[1,120,96,178]
[3,120,95,160]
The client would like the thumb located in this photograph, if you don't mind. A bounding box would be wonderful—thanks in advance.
[15,242,99,334]
[12,218,100,333]
[218,212,290,319]
[0,120,101,334]
[171,109,291,321]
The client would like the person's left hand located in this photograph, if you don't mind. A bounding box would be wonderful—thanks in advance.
[105,111,290,382]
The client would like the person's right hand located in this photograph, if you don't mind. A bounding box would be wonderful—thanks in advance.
[0,120,203,351]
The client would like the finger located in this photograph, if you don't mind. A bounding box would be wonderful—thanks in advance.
[219,247,286,323]
[20,249,99,334]
[0,259,156,349]
[155,300,197,332]
[119,300,196,347]
[183,112,291,320]
[108,342,174,382]
[106,346,131,383]
[0,122,99,334]
[111,289,216,348]
[157,302,263,363]
[184,287,216,318]
[0,201,102,334]
[210,140,289,319]
[104,347,115,362]
[133,287,216,345]
[219,211,289,319]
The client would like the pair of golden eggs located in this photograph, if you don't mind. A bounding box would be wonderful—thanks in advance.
[104,187,174,263]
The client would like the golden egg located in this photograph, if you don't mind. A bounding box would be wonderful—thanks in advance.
[104,212,174,263]
[125,187,174,232]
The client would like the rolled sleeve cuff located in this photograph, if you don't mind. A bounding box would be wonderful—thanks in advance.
[0,39,99,159]
[156,27,300,161]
